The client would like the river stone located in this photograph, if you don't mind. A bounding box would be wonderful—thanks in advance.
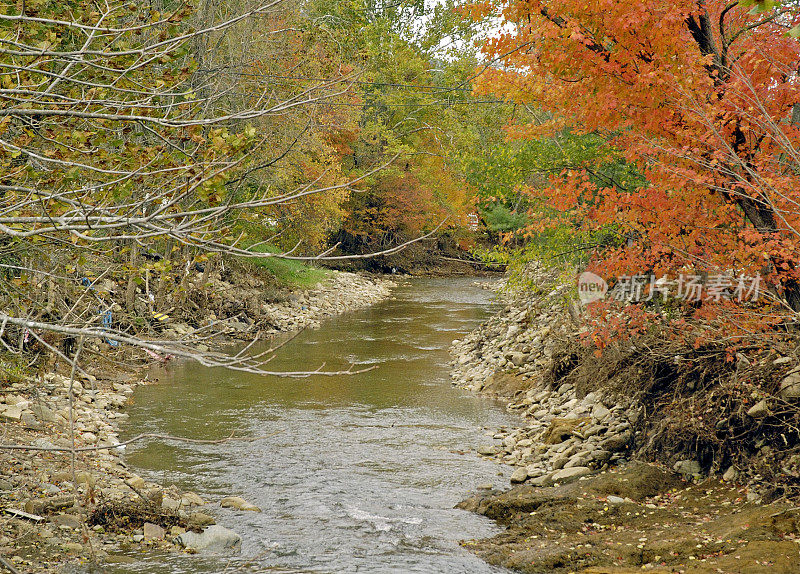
[220,496,261,512]
[591,404,611,421]
[779,371,800,401]
[181,492,206,506]
[510,467,528,483]
[723,466,738,482]
[542,417,589,445]
[477,445,499,456]
[600,431,631,452]
[125,476,146,489]
[747,399,770,418]
[143,522,165,541]
[552,466,592,483]
[188,512,216,528]
[176,525,241,553]
[530,473,554,487]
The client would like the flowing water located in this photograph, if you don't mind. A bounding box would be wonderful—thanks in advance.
[114,277,517,573]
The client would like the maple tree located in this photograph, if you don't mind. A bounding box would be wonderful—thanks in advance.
[469,0,800,337]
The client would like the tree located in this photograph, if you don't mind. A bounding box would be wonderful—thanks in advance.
[469,0,800,334]
[0,0,389,372]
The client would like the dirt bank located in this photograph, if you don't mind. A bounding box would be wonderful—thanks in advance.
[458,462,800,573]
[0,270,394,573]
[450,266,800,572]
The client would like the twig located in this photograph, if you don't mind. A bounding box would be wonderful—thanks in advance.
[0,430,284,453]
[67,336,85,502]
[0,557,21,574]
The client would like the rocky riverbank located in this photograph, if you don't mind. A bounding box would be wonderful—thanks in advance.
[450,267,800,572]
[0,271,394,573]
[450,269,641,484]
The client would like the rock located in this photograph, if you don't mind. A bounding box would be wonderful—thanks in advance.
[541,417,589,444]
[20,412,42,428]
[723,466,738,482]
[181,492,206,506]
[502,435,517,449]
[0,405,22,420]
[145,489,163,507]
[509,352,528,367]
[143,522,165,541]
[747,399,770,418]
[551,452,570,470]
[552,466,592,483]
[600,431,631,452]
[591,404,611,421]
[779,371,800,401]
[220,496,261,512]
[81,432,98,444]
[63,542,84,553]
[510,467,528,483]
[31,404,60,423]
[477,445,499,456]
[50,514,82,529]
[161,497,180,511]
[530,473,554,487]
[188,512,216,528]
[673,459,702,477]
[125,476,146,489]
[590,449,612,465]
[606,495,626,504]
[176,525,241,553]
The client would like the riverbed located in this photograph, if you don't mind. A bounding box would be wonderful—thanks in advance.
[115,277,518,573]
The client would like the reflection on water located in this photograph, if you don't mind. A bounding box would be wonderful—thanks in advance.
[114,278,516,573]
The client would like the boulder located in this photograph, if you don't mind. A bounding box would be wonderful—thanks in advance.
[176,525,241,553]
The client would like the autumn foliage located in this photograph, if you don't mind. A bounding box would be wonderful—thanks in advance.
[470,0,800,341]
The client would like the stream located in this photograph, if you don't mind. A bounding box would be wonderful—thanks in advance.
[114,277,518,573]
